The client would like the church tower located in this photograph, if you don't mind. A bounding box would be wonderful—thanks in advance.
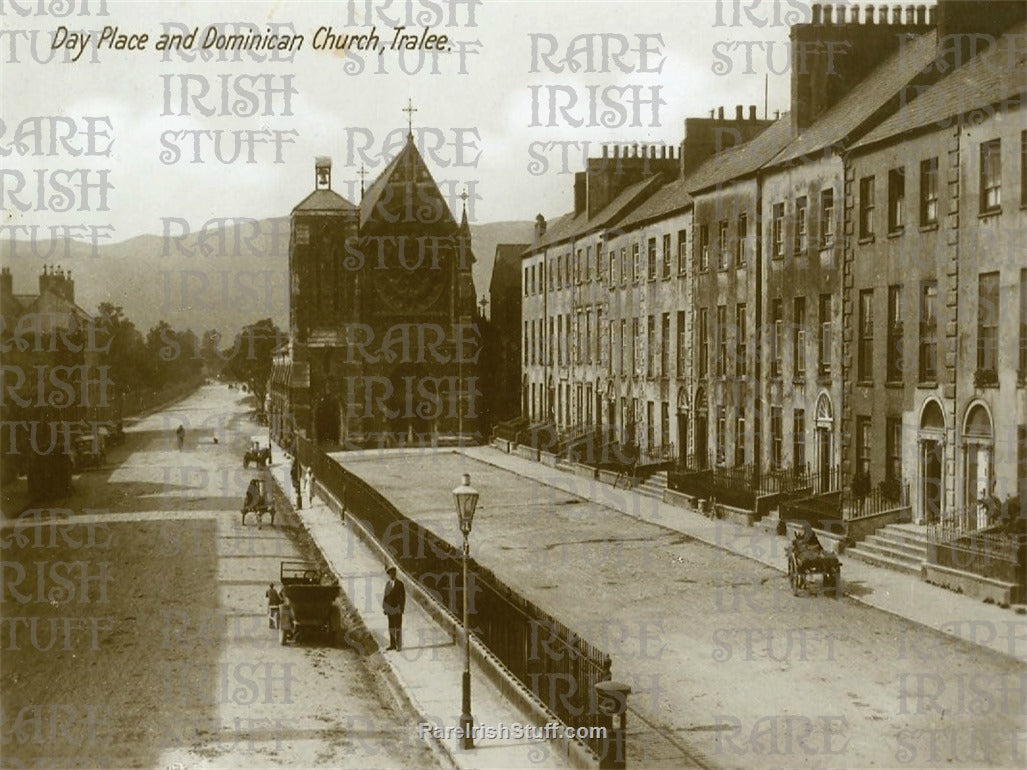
[283,156,358,443]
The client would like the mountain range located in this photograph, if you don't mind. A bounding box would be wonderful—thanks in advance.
[0,219,534,336]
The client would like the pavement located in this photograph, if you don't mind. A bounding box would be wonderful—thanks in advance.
[318,444,1027,769]
[460,445,1027,662]
[267,460,577,770]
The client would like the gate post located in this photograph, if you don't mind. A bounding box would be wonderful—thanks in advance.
[595,680,632,769]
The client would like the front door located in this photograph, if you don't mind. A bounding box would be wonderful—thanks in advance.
[817,429,831,493]
[678,413,688,468]
[922,440,942,524]
[695,414,708,469]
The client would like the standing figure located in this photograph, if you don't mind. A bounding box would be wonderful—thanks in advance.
[176,424,185,450]
[382,566,406,651]
[266,583,282,629]
[290,458,302,509]
[304,466,315,507]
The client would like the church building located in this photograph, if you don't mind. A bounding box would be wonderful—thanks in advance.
[269,125,480,448]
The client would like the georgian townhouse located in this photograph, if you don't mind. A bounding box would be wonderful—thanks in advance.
[845,20,1027,525]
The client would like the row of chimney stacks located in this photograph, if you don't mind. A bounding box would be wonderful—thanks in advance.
[600,144,677,160]
[810,3,935,26]
[708,105,760,121]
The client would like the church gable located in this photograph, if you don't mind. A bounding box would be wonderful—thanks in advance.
[359,136,458,233]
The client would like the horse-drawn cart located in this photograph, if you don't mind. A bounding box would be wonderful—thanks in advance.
[241,474,275,528]
[278,561,340,645]
[786,538,841,597]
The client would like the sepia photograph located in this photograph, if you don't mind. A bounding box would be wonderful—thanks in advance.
[1,0,1025,768]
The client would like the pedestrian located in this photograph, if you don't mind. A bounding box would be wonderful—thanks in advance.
[304,466,315,507]
[290,457,302,509]
[266,583,282,629]
[175,424,185,451]
[382,566,406,651]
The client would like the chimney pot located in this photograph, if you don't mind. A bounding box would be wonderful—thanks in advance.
[812,3,822,23]
[735,105,743,120]
[916,4,926,25]
[717,106,724,119]
[613,146,620,158]
[709,109,715,118]
[824,4,833,24]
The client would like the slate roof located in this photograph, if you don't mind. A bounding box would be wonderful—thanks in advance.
[359,135,457,229]
[769,30,939,167]
[688,115,793,194]
[292,188,356,213]
[852,21,1027,151]
[530,174,668,253]
[617,176,693,230]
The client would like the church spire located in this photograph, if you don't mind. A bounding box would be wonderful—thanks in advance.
[459,187,470,236]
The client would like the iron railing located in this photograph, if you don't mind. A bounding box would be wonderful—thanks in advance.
[297,437,611,757]
[927,519,1025,585]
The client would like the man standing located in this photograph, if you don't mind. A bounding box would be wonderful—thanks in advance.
[266,583,282,629]
[290,458,302,509]
[382,566,406,651]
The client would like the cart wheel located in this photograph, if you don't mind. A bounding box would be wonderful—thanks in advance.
[829,569,841,598]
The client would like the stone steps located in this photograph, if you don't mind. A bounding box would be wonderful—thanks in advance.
[636,471,667,500]
[846,523,929,576]
[844,546,924,577]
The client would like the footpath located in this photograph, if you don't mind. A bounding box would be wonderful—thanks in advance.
[267,458,576,770]
[462,445,1026,662]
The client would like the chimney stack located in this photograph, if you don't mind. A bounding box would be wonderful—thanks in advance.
[717,106,724,119]
[749,105,757,120]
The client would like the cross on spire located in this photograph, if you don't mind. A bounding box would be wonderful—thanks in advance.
[358,164,368,197]
[403,98,418,138]
[459,187,469,204]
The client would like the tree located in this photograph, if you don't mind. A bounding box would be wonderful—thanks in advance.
[96,302,146,392]
[222,318,286,412]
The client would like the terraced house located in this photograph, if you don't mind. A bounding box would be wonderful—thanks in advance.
[500,0,1026,600]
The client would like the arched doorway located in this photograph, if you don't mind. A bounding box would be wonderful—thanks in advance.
[815,393,833,492]
[918,399,946,524]
[694,387,708,469]
[962,402,994,529]
[315,394,340,445]
[605,381,616,440]
[676,388,690,468]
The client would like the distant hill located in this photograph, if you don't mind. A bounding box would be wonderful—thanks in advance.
[0,219,534,337]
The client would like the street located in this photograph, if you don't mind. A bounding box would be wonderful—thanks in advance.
[1,385,439,769]
[334,450,1027,769]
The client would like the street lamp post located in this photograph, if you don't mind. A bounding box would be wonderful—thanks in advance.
[452,473,479,750]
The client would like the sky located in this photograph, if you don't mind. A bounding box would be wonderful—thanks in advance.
[0,0,831,241]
